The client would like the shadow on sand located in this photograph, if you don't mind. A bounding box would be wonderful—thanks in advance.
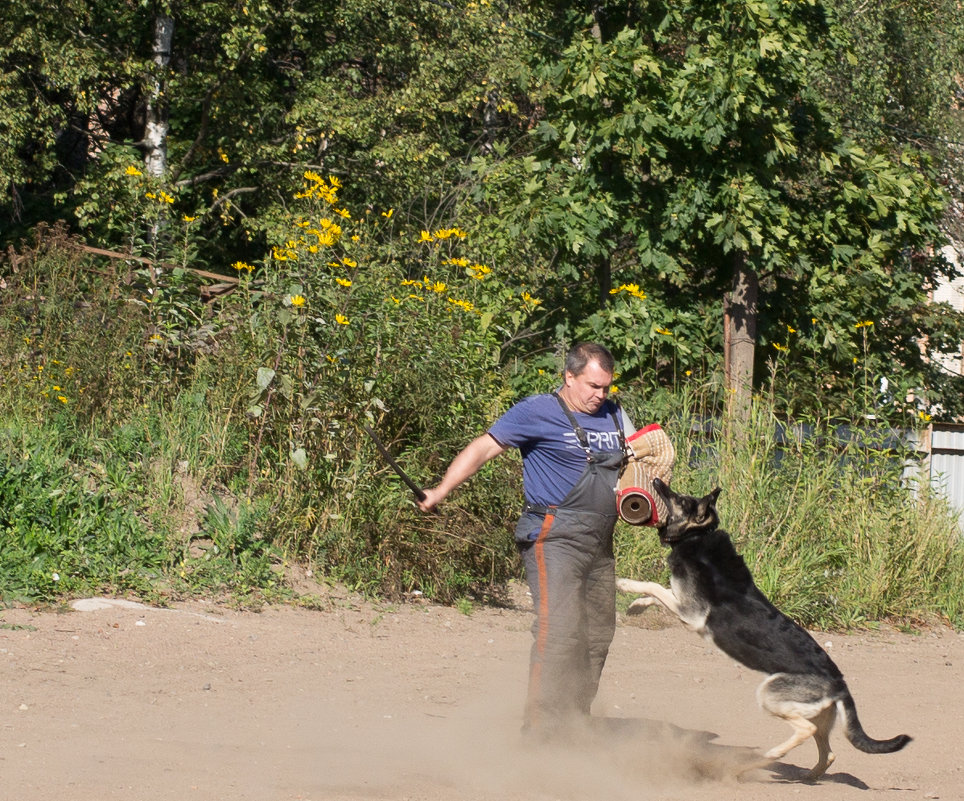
[525,715,866,789]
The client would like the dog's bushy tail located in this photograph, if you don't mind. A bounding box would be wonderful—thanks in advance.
[837,692,912,754]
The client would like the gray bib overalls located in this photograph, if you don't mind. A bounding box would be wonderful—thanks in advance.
[518,393,626,730]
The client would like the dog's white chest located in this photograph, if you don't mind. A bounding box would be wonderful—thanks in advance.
[669,573,711,634]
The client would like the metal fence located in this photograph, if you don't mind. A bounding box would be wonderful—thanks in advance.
[686,419,964,533]
[925,424,964,532]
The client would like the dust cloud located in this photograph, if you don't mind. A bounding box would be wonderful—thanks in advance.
[306,667,765,801]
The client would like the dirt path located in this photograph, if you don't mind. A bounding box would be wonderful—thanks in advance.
[1,583,961,801]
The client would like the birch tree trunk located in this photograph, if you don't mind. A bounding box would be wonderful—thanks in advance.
[144,15,174,180]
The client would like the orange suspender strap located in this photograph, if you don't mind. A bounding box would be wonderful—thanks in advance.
[526,509,555,727]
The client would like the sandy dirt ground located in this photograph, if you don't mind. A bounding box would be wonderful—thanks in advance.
[1,578,962,801]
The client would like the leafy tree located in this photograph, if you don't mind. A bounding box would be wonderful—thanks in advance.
[469,0,963,421]
[1,1,543,264]
[3,0,963,420]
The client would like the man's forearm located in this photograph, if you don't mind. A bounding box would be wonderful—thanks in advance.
[418,433,506,510]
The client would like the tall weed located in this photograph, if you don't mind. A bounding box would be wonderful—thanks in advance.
[2,208,963,624]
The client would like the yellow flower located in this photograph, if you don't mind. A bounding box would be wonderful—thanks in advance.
[773,342,789,352]
[183,214,197,222]
[125,165,143,176]
[610,283,646,300]
[289,294,306,307]
[521,291,542,306]
[58,395,68,404]
[855,320,874,329]
[218,148,229,163]
[918,410,932,422]
[655,327,672,336]
[335,277,352,288]
[447,298,476,312]
[232,261,254,272]
[341,257,357,268]
[382,208,394,219]
[335,314,349,325]
[418,230,434,243]
[786,324,796,334]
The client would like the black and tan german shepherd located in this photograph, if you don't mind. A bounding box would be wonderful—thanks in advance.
[616,478,911,781]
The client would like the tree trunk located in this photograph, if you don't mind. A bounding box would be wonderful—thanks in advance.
[595,253,612,308]
[724,250,758,421]
[144,15,174,179]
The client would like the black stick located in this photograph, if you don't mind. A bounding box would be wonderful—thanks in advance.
[362,423,427,502]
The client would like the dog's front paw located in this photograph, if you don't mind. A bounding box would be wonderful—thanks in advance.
[626,597,658,615]
[616,577,647,593]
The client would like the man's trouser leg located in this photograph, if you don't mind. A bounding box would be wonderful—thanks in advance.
[519,521,615,729]
[580,543,616,714]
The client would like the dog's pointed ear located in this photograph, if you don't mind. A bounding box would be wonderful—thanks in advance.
[694,487,721,527]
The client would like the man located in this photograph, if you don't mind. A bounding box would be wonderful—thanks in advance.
[418,342,633,734]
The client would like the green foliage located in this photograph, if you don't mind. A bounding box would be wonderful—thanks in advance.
[0,425,165,604]
[449,1,964,422]
[3,0,963,417]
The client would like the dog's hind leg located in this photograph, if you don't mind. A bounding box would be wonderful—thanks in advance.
[764,714,817,762]
[757,677,820,767]
[806,706,837,781]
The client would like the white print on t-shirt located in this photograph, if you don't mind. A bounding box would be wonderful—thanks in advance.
[563,430,623,452]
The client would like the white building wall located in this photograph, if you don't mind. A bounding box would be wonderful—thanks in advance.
[936,245,964,377]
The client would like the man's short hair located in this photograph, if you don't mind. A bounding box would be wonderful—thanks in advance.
[565,342,615,376]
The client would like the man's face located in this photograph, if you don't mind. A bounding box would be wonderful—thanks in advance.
[562,360,613,413]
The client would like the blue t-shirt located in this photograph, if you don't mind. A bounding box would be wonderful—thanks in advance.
[488,393,633,508]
